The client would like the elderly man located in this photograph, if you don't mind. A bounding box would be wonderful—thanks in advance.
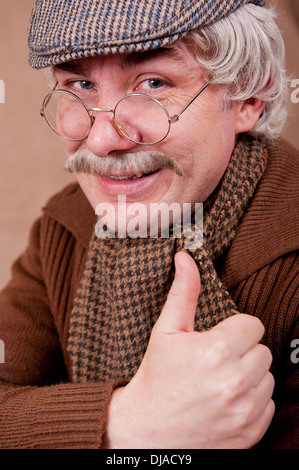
[0,0,298,449]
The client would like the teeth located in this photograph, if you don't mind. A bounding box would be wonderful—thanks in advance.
[108,171,156,181]
[109,174,143,180]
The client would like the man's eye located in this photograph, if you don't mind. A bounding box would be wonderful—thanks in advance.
[64,80,95,93]
[148,79,164,89]
[139,78,166,92]
[70,80,95,91]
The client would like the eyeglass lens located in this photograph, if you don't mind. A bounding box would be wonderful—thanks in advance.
[42,90,171,144]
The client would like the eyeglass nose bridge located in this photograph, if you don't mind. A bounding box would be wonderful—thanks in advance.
[88,106,114,122]
[88,106,130,139]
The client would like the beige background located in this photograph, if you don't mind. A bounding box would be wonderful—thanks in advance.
[0,0,299,289]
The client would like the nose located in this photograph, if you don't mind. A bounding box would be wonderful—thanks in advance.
[85,109,138,157]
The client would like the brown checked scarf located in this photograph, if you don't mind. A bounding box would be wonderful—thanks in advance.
[67,135,268,383]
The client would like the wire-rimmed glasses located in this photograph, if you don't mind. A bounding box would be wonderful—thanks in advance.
[40,80,211,145]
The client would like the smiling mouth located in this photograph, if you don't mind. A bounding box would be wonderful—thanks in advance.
[107,169,160,181]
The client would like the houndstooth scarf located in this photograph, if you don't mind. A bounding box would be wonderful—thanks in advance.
[67,135,268,383]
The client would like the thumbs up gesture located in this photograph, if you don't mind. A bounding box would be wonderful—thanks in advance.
[102,252,275,449]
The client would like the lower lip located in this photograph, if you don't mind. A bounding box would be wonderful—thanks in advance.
[96,169,165,196]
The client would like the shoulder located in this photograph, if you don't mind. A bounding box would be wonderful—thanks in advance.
[41,182,96,249]
[220,138,299,288]
[263,138,299,196]
[253,137,299,223]
[250,138,299,257]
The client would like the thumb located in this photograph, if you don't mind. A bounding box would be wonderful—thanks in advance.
[156,251,201,333]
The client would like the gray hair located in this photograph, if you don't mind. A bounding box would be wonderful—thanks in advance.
[185,4,289,139]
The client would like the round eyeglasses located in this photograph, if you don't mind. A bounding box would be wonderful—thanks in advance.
[40,81,211,145]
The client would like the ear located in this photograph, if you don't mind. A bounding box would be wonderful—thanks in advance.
[234,98,267,135]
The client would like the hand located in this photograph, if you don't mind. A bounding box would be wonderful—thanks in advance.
[102,252,275,449]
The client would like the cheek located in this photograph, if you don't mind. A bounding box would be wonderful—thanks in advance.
[169,113,237,201]
[201,102,238,157]
[61,139,81,157]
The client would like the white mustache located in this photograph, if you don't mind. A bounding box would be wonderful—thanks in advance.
[64,148,184,177]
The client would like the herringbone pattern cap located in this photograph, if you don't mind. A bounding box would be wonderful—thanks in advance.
[28,0,265,69]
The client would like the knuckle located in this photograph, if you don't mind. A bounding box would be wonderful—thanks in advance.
[226,371,247,399]
[243,418,269,448]
[259,343,273,366]
[229,402,257,441]
[240,402,256,428]
[234,400,275,448]
[202,336,232,368]
[239,313,265,335]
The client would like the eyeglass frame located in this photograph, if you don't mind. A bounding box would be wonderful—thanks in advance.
[40,79,212,145]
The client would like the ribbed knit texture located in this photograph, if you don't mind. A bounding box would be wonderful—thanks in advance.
[0,217,119,448]
[0,382,114,448]
[0,138,297,448]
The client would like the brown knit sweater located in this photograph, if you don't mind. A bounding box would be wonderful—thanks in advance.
[0,138,298,449]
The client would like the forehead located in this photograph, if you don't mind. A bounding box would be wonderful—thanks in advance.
[53,42,198,76]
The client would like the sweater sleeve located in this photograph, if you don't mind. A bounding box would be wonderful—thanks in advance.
[229,252,299,449]
[0,217,117,449]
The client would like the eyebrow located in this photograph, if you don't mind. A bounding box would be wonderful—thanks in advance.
[119,47,182,69]
[53,61,92,76]
[53,46,185,76]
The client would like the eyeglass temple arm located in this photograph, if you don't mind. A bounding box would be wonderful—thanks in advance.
[40,81,59,116]
[169,79,212,124]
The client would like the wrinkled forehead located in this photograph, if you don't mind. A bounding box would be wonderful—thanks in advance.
[28,0,266,70]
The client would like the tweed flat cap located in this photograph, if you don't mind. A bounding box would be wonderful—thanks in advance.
[28,0,266,69]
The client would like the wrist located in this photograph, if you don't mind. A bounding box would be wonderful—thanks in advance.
[102,387,124,448]
[102,379,156,449]
[101,385,140,449]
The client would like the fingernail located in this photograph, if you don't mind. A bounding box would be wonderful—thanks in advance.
[175,256,181,276]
